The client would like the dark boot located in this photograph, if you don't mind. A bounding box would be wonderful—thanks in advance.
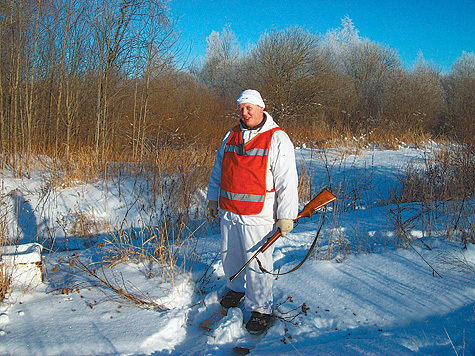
[245,311,273,334]
[220,290,245,309]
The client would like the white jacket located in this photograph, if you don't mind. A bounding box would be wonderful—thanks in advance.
[207,112,299,225]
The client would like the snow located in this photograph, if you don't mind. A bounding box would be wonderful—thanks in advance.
[1,243,43,288]
[1,145,475,355]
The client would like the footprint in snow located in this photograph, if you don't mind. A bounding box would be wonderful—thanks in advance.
[0,313,9,324]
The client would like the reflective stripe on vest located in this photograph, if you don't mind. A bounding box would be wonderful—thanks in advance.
[224,145,269,157]
[219,125,282,215]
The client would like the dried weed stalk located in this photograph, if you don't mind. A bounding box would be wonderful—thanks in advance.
[389,144,475,247]
[0,196,11,301]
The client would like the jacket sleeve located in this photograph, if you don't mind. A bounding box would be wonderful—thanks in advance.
[207,131,231,202]
[269,131,299,220]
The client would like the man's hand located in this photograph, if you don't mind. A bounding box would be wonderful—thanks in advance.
[207,200,219,219]
[276,219,293,237]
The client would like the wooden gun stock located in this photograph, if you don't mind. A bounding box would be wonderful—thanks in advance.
[229,189,337,282]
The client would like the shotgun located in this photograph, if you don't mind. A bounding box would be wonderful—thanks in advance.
[229,189,337,282]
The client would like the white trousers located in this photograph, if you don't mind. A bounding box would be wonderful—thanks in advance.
[221,220,275,314]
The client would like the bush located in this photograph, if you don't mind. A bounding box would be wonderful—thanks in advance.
[393,145,475,204]
[390,144,475,246]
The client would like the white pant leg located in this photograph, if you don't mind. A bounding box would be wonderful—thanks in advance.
[241,224,275,314]
[221,220,275,314]
[221,220,246,293]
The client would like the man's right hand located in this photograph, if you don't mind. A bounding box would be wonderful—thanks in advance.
[207,200,219,218]
[276,219,294,237]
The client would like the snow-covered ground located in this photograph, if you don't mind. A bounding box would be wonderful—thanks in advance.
[1,145,474,356]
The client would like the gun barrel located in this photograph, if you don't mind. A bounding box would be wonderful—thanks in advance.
[229,250,261,282]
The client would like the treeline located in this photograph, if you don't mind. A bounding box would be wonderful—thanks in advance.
[0,0,226,172]
[1,1,475,172]
[196,19,475,146]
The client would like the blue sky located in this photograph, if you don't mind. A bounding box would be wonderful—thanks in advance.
[168,0,475,72]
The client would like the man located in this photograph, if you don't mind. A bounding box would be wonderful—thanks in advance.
[206,89,299,334]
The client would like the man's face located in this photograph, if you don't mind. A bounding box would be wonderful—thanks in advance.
[238,103,264,129]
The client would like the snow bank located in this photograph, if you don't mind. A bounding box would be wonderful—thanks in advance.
[1,243,43,289]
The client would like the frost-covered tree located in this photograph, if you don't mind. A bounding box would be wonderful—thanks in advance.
[197,26,241,101]
[445,52,475,142]
[325,16,401,129]
[325,15,362,58]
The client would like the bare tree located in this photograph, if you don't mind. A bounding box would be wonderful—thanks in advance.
[445,52,475,143]
[342,41,400,128]
[0,0,178,169]
[0,0,36,172]
[131,1,176,160]
[242,27,334,126]
[383,58,444,135]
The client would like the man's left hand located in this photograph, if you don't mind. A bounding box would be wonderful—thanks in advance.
[276,219,294,237]
[207,200,219,219]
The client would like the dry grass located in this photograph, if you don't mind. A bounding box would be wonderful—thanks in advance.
[387,144,475,248]
[286,119,438,153]
[2,122,471,303]
[62,146,214,299]
[438,249,475,276]
[0,143,215,304]
[0,265,8,302]
[0,196,10,301]
[391,145,475,204]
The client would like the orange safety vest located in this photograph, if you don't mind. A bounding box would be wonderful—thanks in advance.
[219,125,282,215]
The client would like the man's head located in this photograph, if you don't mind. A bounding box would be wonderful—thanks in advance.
[236,89,265,129]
